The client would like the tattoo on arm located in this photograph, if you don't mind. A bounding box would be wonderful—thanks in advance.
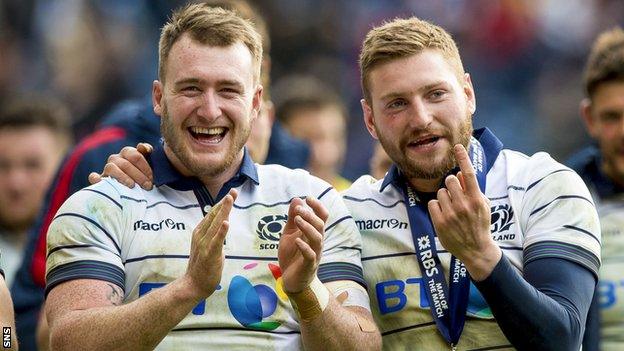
[107,284,123,306]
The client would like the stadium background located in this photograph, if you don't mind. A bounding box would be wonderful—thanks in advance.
[1,0,623,179]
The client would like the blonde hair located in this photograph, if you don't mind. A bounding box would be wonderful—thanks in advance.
[202,0,272,100]
[359,17,464,102]
[158,3,263,84]
[583,26,624,98]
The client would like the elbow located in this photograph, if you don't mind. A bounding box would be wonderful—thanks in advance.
[48,322,74,351]
[353,326,382,351]
[515,316,582,351]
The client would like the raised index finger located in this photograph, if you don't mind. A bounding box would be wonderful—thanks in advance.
[453,144,480,196]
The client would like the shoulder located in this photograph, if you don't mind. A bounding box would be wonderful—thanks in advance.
[342,175,405,211]
[256,164,334,197]
[343,175,381,197]
[498,149,586,191]
[61,177,149,213]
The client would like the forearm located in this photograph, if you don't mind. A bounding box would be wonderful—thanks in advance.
[48,277,202,351]
[474,255,594,351]
[0,278,17,350]
[299,297,381,351]
[581,289,600,351]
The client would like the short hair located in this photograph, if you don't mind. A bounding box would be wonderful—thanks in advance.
[202,0,272,100]
[359,17,464,102]
[274,75,347,125]
[158,3,263,85]
[0,94,72,147]
[583,26,624,98]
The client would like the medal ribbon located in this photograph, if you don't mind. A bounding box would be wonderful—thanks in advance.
[400,137,493,345]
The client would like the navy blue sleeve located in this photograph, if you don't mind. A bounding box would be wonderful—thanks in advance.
[473,254,596,351]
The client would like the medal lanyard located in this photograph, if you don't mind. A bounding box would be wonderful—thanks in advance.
[399,138,488,347]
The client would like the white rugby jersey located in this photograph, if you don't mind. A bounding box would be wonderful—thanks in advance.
[596,197,624,351]
[46,147,366,350]
[578,163,624,351]
[343,128,601,351]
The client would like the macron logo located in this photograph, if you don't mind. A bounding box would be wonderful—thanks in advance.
[355,218,408,231]
[134,218,186,232]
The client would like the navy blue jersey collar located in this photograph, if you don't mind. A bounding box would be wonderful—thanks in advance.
[149,144,259,191]
[380,127,502,193]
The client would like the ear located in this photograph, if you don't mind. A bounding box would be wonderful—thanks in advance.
[463,73,476,115]
[361,98,379,140]
[251,85,264,124]
[580,98,598,138]
[152,80,164,117]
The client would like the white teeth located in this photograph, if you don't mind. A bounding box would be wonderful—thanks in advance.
[190,126,225,135]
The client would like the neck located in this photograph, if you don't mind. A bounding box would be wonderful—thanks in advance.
[407,176,443,193]
[311,166,338,185]
[164,145,244,198]
[602,162,624,190]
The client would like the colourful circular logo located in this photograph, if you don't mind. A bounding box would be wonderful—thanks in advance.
[227,263,287,330]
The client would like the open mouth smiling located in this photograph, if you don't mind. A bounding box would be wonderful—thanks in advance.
[188,126,229,144]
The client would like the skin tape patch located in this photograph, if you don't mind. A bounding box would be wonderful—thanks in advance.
[288,277,330,322]
[327,280,377,333]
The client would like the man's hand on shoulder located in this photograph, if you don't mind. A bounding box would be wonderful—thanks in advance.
[89,143,154,189]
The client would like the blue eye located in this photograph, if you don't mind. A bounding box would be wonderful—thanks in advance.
[429,90,445,99]
[387,100,407,109]
[220,87,241,95]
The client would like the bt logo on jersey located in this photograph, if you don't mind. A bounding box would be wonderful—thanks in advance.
[598,279,624,308]
[375,278,492,318]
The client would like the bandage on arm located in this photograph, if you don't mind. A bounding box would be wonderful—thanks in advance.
[326,280,377,332]
[288,277,330,322]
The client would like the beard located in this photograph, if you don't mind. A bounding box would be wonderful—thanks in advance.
[160,103,251,179]
[376,114,473,181]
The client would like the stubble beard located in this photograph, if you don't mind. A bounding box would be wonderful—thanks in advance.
[160,104,251,179]
[602,143,624,187]
[377,115,473,181]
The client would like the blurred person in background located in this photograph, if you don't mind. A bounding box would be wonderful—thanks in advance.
[0,96,72,287]
[567,26,624,351]
[275,75,351,190]
[369,141,392,180]
[36,0,138,140]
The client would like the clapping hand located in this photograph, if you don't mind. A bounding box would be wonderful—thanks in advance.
[278,197,329,294]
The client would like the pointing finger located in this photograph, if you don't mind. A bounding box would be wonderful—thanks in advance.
[453,144,479,196]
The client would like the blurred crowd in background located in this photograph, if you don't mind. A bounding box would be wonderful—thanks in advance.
[0,0,623,281]
[1,0,623,178]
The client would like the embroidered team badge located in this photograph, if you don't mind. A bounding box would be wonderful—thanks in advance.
[490,204,514,233]
[256,214,288,242]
